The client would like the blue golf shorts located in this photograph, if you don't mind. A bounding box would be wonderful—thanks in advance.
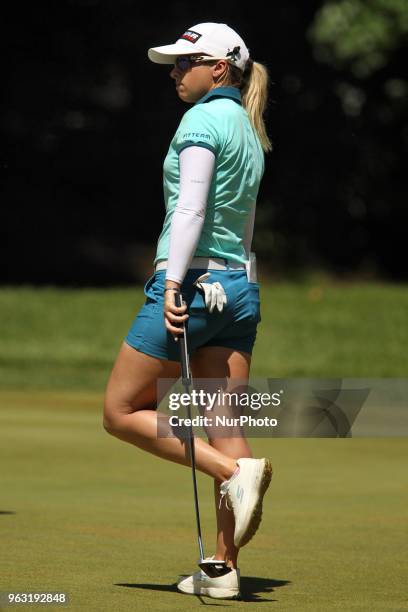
[125,267,261,362]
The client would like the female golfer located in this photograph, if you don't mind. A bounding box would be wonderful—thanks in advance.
[103,22,273,599]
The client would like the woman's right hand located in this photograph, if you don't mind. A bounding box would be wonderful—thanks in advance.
[163,290,189,341]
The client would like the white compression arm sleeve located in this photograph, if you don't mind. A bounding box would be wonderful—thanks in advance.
[165,145,215,283]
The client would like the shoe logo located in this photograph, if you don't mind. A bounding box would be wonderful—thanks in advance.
[236,485,244,503]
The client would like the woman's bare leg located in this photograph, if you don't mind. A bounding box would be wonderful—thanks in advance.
[190,346,253,569]
[103,342,238,482]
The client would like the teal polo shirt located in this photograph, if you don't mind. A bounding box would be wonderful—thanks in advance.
[154,86,265,265]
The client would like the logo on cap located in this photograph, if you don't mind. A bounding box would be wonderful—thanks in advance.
[226,46,241,62]
[180,30,202,44]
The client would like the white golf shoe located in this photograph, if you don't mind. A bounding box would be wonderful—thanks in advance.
[177,557,240,599]
[219,457,273,548]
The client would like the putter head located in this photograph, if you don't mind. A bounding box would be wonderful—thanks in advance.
[198,558,233,578]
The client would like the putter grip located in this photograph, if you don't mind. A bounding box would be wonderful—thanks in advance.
[174,291,190,382]
[174,291,184,332]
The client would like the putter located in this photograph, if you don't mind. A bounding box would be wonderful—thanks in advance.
[174,291,232,579]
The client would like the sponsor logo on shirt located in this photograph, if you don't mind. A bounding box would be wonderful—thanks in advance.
[180,30,202,44]
[182,132,211,140]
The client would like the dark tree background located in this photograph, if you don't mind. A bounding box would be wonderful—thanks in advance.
[1,1,407,285]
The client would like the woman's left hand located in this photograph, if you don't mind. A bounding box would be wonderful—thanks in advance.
[163,289,189,341]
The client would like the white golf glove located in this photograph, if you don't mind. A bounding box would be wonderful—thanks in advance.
[193,272,227,313]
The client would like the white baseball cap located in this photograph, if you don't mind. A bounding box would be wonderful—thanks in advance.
[148,22,250,72]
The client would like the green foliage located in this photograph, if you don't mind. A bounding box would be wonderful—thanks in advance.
[309,0,408,76]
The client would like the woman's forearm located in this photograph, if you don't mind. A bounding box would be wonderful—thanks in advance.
[165,145,216,285]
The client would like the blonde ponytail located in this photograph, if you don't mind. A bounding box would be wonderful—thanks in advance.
[225,59,272,153]
[240,60,273,153]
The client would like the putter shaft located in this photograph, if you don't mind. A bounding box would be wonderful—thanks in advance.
[174,290,231,578]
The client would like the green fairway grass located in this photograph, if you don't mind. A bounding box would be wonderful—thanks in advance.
[0,281,408,391]
[0,391,407,611]
[0,283,407,610]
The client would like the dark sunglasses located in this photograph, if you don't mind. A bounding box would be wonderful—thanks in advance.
[174,55,220,71]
